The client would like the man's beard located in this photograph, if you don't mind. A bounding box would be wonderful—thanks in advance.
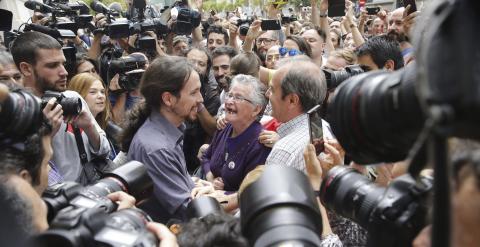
[34,69,66,93]
[387,30,408,43]
[255,49,266,64]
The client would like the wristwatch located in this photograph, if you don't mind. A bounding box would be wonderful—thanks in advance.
[320,12,328,18]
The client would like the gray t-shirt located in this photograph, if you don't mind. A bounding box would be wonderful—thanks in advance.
[128,110,194,221]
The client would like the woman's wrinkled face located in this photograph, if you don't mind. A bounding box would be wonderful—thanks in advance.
[224,83,258,126]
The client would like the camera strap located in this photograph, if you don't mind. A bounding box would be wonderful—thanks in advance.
[73,124,89,165]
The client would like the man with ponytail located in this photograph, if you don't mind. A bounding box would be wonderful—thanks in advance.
[122,56,206,223]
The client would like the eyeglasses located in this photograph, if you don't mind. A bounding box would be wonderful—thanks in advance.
[257,38,275,45]
[279,47,303,57]
[225,93,254,104]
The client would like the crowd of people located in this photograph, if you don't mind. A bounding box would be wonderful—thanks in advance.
[1,0,480,246]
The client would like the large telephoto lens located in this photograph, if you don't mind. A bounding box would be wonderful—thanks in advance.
[59,96,82,116]
[323,65,364,89]
[87,161,152,198]
[320,166,431,247]
[320,166,384,228]
[0,89,43,138]
[240,166,323,247]
[328,64,424,164]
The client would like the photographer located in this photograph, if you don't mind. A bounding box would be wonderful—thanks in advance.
[11,31,111,184]
[356,35,404,72]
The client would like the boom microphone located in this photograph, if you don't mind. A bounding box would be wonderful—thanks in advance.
[24,0,53,13]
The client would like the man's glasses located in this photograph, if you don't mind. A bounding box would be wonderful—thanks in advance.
[257,38,275,45]
[279,47,303,57]
[225,93,254,104]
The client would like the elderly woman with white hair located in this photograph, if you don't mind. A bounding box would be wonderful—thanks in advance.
[201,74,271,210]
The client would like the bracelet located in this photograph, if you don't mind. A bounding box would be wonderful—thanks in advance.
[349,23,357,29]
[319,13,328,18]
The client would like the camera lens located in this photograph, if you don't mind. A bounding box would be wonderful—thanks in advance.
[323,65,364,89]
[328,64,424,164]
[187,196,223,219]
[96,161,152,198]
[320,166,384,228]
[239,24,249,36]
[240,166,323,246]
[59,96,82,116]
[321,166,432,246]
[0,90,43,138]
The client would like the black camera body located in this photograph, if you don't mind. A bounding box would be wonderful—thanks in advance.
[42,161,152,222]
[321,166,432,247]
[118,69,145,91]
[109,55,147,91]
[173,6,201,35]
[41,91,82,117]
[0,89,43,139]
[281,15,298,25]
[36,161,154,247]
[128,18,169,50]
[36,207,158,247]
[25,0,93,34]
[93,21,131,39]
[236,18,253,37]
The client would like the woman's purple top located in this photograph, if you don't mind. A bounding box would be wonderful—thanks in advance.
[201,121,271,192]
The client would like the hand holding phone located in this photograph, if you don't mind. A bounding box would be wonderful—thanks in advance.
[366,7,380,15]
[307,105,324,155]
[328,0,346,17]
[261,19,281,30]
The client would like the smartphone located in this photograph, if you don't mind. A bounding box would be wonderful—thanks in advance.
[366,7,380,15]
[403,0,417,15]
[261,19,281,30]
[328,0,345,17]
[307,105,324,155]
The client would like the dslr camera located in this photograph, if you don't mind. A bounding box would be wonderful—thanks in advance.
[170,0,201,35]
[322,65,364,90]
[0,88,43,139]
[41,91,82,117]
[320,166,433,247]
[236,17,253,37]
[109,55,147,91]
[281,14,298,25]
[35,161,155,247]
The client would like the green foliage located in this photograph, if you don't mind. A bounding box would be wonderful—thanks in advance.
[288,0,310,7]
[83,0,128,14]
